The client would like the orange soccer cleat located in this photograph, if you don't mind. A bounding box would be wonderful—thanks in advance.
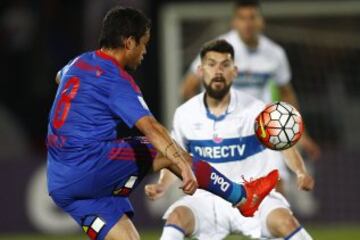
[237,169,279,217]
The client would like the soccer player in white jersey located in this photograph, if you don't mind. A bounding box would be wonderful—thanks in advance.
[145,40,314,240]
[181,0,320,194]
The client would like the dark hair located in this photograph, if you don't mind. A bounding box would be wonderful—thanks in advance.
[234,0,261,9]
[99,7,151,49]
[200,39,235,60]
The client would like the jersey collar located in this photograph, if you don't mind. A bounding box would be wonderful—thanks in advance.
[201,88,237,121]
[95,49,125,69]
[233,30,265,54]
[95,49,141,93]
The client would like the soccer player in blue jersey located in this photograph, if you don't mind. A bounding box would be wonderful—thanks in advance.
[47,7,278,240]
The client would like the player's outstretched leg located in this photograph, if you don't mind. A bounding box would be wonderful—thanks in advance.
[160,206,194,240]
[266,208,313,240]
[192,160,279,217]
[153,155,278,217]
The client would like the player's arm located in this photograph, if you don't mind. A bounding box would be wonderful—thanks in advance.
[181,73,201,101]
[282,147,314,191]
[145,141,187,200]
[278,83,299,110]
[56,59,73,85]
[145,168,177,200]
[55,71,61,84]
[275,48,300,111]
[136,116,197,195]
[109,79,197,195]
[276,49,321,160]
[144,108,189,200]
[136,116,191,168]
[279,83,321,160]
[180,55,202,101]
[145,141,188,200]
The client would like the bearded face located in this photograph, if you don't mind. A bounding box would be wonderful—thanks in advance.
[203,75,232,100]
[199,51,237,100]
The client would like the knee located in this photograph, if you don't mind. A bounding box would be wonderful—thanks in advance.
[166,206,195,235]
[279,215,299,233]
[267,209,300,237]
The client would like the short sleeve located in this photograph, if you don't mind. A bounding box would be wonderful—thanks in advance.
[109,79,152,128]
[171,109,187,149]
[274,48,291,86]
[58,58,78,81]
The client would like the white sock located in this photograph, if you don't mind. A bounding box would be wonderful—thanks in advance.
[160,224,185,240]
[285,227,312,240]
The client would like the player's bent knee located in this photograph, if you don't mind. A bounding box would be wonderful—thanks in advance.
[267,208,300,237]
[280,215,299,232]
[166,206,195,236]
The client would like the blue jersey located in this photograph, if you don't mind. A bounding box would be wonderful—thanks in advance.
[47,50,152,193]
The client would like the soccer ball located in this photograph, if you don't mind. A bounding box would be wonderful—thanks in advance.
[254,101,304,150]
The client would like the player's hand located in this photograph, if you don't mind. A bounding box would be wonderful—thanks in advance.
[300,134,321,160]
[296,172,314,191]
[144,183,166,200]
[180,164,198,195]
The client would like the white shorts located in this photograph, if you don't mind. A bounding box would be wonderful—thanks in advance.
[163,190,290,240]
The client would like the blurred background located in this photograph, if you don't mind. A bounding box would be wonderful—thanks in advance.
[0,0,359,239]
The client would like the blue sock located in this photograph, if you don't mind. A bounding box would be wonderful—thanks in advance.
[193,160,246,205]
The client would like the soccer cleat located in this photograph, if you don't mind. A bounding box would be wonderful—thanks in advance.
[237,169,279,217]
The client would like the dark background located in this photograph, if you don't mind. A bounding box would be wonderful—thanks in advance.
[0,0,359,235]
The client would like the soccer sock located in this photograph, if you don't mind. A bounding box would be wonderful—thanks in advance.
[160,224,185,240]
[285,226,313,240]
[193,160,246,205]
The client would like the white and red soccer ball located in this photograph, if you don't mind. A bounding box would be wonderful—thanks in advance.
[255,101,304,150]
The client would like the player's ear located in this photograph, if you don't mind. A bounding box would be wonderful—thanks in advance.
[124,36,136,50]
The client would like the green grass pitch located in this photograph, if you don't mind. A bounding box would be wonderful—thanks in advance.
[0,225,359,240]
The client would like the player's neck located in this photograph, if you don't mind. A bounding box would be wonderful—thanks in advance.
[100,48,127,68]
[241,36,259,49]
[205,93,231,117]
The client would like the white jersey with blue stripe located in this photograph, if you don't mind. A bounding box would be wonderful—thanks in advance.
[190,31,291,102]
[172,89,282,183]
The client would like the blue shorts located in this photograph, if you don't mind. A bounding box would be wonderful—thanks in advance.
[49,137,157,240]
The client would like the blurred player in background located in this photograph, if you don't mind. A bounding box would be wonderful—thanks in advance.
[47,7,279,240]
[181,0,320,198]
[146,40,314,240]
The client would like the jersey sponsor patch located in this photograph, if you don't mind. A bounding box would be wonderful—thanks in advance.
[187,135,265,163]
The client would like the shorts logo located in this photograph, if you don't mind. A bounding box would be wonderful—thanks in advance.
[210,172,230,192]
[82,216,105,240]
[113,176,138,196]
